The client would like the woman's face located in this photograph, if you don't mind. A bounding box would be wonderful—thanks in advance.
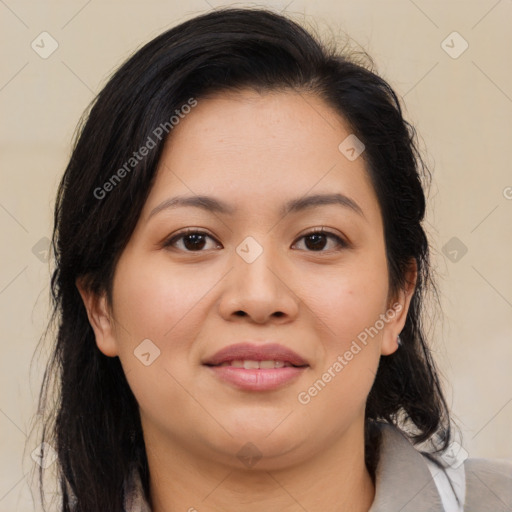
[82,89,414,470]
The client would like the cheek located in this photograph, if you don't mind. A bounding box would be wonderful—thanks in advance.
[302,253,390,349]
[110,255,213,427]
[296,275,387,417]
[294,250,389,409]
[112,254,211,343]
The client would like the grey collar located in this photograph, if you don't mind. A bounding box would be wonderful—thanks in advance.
[369,423,444,512]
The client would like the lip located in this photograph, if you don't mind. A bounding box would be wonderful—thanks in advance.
[202,342,308,367]
[202,342,309,392]
[206,365,307,391]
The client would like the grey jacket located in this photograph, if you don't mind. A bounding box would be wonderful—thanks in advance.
[123,423,512,511]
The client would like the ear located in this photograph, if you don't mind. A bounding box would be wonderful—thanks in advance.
[381,259,418,356]
[76,277,119,357]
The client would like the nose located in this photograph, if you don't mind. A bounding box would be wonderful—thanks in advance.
[217,241,300,325]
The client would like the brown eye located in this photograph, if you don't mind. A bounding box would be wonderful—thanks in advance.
[164,230,221,252]
[293,229,347,252]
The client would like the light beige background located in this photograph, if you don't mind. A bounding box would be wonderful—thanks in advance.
[1,1,511,510]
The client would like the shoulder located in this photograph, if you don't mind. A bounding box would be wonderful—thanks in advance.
[371,423,512,512]
[463,457,512,511]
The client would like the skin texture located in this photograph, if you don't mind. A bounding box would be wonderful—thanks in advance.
[78,89,416,512]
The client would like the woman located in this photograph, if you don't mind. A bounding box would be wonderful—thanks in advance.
[38,7,512,512]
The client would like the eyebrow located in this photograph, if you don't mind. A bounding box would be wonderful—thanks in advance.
[147,192,365,221]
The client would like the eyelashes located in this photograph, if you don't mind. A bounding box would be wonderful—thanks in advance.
[164,229,222,252]
[292,227,348,252]
[163,227,348,253]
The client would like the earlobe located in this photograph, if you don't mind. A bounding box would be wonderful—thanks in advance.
[381,259,418,356]
[75,277,119,357]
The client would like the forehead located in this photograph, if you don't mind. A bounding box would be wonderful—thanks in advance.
[142,89,381,224]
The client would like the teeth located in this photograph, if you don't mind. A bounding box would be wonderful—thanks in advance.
[259,360,277,369]
[218,360,293,368]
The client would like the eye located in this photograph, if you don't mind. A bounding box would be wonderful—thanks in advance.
[292,228,348,252]
[164,227,348,253]
[164,229,221,252]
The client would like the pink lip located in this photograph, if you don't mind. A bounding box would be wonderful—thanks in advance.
[202,342,309,392]
[206,365,307,391]
[202,342,308,367]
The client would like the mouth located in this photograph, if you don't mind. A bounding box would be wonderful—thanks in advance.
[202,342,309,367]
[204,363,308,391]
[202,343,309,391]
[205,360,307,369]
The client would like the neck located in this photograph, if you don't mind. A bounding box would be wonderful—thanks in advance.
[144,420,375,512]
